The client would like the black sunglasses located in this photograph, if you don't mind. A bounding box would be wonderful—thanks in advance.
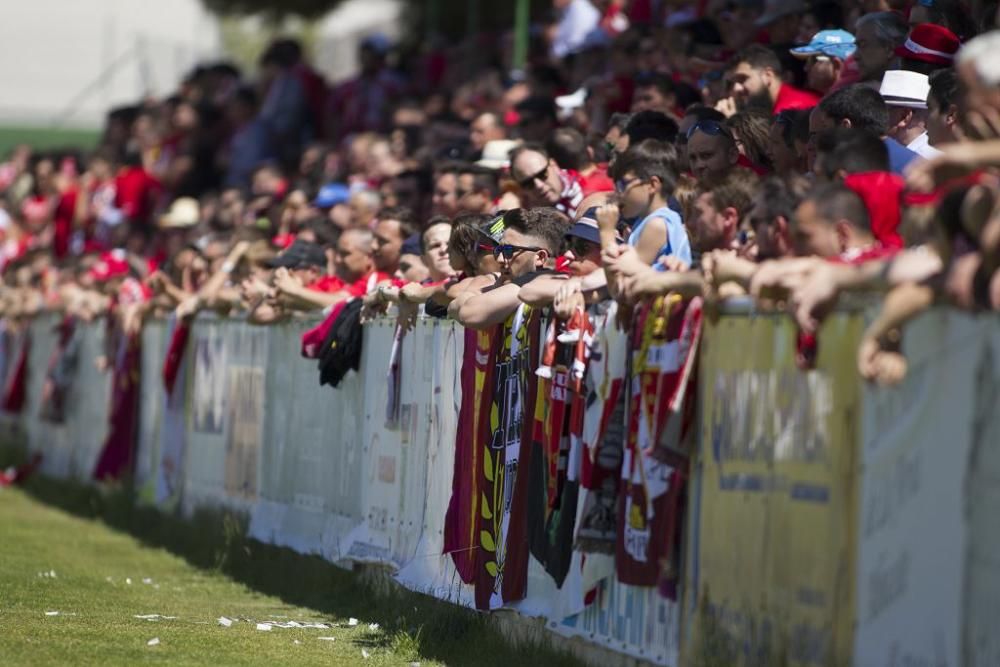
[686,119,733,141]
[492,243,542,260]
[566,237,598,257]
[517,165,549,189]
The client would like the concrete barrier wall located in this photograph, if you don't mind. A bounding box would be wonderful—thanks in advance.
[2,309,998,666]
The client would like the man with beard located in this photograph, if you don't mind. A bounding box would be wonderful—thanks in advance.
[719,45,820,117]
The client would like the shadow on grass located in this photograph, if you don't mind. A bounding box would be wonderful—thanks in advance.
[2,447,582,667]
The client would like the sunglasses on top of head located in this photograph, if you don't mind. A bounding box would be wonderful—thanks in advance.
[492,243,542,260]
[686,119,733,141]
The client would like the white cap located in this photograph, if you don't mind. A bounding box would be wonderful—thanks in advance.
[476,140,521,170]
[879,69,930,109]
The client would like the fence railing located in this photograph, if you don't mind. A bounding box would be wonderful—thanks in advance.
[1,308,997,666]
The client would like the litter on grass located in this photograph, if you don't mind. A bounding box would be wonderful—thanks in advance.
[368,623,380,631]
[147,638,160,646]
[125,578,133,585]
[256,623,273,631]
[217,616,233,627]
[134,614,177,621]
[142,578,154,585]
[348,618,359,626]
[318,637,337,642]
[362,649,371,659]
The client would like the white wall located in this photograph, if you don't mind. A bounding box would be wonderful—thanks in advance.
[0,0,222,128]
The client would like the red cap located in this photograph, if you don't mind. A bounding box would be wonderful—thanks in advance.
[896,24,960,66]
[88,250,130,282]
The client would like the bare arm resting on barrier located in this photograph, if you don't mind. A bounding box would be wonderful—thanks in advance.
[456,282,521,330]
[517,273,571,307]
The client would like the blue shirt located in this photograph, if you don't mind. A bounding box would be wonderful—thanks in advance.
[883,138,920,175]
[627,206,693,269]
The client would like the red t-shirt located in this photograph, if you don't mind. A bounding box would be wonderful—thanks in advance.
[114,166,160,224]
[307,271,389,297]
[773,83,821,115]
[577,165,615,197]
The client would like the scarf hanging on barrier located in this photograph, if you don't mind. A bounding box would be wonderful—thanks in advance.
[474,304,540,610]
[2,327,31,414]
[616,296,703,591]
[93,332,142,481]
[40,316,80,423]
[527,306,594,587]
[574,302,628,554]
[443,327,497,584]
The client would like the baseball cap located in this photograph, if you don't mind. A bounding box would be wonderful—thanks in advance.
[313,183,350,209]
[267,239,327,269]
[790,29,857,60]
[565,208,622,245]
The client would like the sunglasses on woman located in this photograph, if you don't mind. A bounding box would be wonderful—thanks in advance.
[492,243,542,260]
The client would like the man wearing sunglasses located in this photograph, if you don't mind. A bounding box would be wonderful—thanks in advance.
[790,29,856,96]
[455,207,568,329]
[509,145,584,218]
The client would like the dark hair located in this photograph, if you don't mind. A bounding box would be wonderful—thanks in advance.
[634,71,676,99]
[774,108,811,149]
[449,213,494,269]
[610,139,679,197]
[856,11,908,49]
[806,2,844,30]
[546,128,591,171]
[674,82,704,111]
[377,206,419,239]
[729,44,784,74]
[696,168,759,217]
[625,110,680,144]
[607,112,633,132]
[726,110,773,169]
[457,164,500,198]
[306,217,340,248]
[503,207,569,255]
[754,175,810,228]
[508,143,549,167]
[804,182,871,232]
[928,68,959,112]
[819,84,889,135]
[514,96,557,122]
[815,128,889,179]
[683,105,727,124]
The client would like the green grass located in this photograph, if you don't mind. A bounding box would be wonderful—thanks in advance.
[0,126,99,157]
[0,466,581,666]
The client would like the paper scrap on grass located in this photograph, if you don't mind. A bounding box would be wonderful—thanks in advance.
[218,616,233,627]
[256,623,273,631]
[134,614,178,621]
[147,638,160,646]
[318,637,337,642]
[126,578,133,585]
[362,649,371,659]
[368,623,380,631]
[142,578,153,585]
[348,618,359,627]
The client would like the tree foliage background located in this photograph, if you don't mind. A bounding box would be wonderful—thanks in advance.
[202,0,550,42]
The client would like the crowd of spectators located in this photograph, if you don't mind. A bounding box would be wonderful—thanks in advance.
[2,0,1000,386]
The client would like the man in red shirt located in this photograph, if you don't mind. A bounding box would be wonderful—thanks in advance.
[720,45,820,117]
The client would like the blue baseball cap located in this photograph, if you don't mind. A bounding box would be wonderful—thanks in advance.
[313,183,350,209]
[790,30,856,61]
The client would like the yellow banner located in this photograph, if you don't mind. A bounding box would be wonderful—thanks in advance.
[685,312,863,666]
